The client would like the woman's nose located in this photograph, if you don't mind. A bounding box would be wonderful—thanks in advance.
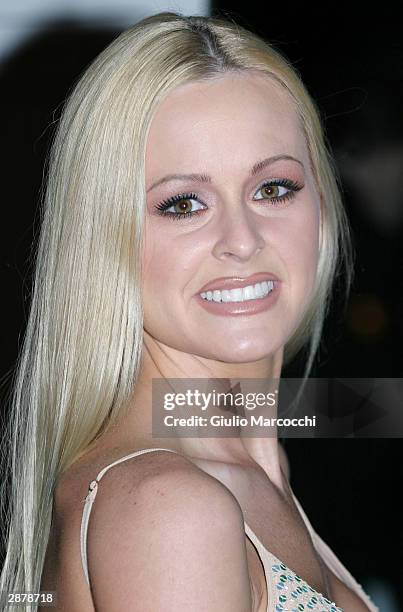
[212,205,266,263]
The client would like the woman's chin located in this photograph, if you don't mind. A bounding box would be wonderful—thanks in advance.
[193,341,283,366]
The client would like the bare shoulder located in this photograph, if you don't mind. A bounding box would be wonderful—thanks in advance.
[84,451,253,611]
[45,450,201,609]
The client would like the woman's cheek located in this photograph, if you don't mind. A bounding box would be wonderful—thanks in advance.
[277,207,319,302]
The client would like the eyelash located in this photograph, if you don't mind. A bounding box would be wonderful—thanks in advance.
[154,178,304,221]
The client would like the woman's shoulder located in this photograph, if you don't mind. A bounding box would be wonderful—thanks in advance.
[56,444,236,513]
[54,445,252,611]
[44,445,253,611]
[55,439,290,520]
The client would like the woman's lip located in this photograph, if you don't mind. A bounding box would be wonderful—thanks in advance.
[197,271,280,294]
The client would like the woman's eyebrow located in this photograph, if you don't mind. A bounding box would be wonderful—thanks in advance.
[146,154,304,193]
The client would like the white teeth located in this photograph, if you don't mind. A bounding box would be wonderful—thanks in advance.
[221,289,232,302]
[230,287,243,301]
[200,280,274,303]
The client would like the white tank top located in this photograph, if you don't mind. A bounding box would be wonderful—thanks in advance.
[79,447,379,611]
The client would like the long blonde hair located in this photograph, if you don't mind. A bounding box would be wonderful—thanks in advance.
[0,11,354,608]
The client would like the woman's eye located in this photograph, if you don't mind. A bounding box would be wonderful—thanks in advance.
[255,183,289,200]
[253,178,303,206]
[154,192,206,221]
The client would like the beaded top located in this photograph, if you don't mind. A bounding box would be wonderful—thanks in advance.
[271,561,343,611]
[245,521,343,611]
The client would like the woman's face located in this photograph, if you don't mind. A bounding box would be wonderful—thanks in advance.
[143,72,321,363]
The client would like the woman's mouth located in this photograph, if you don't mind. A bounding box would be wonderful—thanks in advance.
[199,279,274,303]
[195,280,280,317]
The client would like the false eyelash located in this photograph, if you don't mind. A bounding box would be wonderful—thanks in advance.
[154,178,304,221]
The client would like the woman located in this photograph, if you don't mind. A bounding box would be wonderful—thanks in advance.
[0,11,379,611]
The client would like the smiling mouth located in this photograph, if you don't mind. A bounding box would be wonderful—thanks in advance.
[199,280,275,303]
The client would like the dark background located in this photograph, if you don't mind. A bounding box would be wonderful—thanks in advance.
[0,3,402,608]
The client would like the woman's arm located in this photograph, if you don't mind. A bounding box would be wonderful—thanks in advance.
[87,466,253,611]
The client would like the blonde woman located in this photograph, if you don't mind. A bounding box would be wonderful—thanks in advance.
[0,11,379,612]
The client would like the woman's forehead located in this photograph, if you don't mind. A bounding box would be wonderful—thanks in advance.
[145,73,306,169]
[149,72,298,128]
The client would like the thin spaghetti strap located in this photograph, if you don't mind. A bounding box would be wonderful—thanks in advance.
[80,447,180,586]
